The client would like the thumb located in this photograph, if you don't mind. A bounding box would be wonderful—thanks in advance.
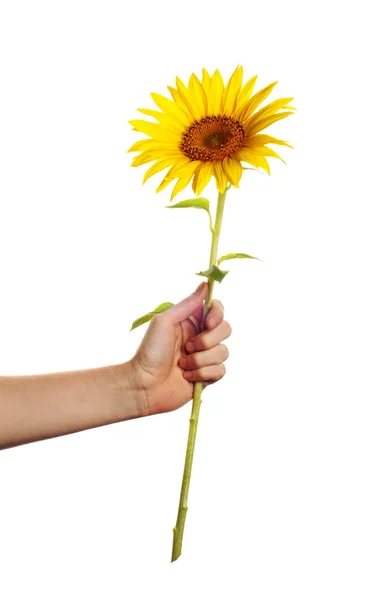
[164,282,208,324]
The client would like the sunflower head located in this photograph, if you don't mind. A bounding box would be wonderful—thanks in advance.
[128,66,295,200]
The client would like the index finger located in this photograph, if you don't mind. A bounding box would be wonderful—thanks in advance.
[204,299,225,330]
[186,319,232,352]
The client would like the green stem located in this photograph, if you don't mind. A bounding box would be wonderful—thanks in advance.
[171,185,228,562]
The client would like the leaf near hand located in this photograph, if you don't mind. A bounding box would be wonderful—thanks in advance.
[130,302,174,331]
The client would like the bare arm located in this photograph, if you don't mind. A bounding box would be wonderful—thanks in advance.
[0,361,144,450]
[0,285,231,451]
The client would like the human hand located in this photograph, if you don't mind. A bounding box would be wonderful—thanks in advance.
[128,282,232,416]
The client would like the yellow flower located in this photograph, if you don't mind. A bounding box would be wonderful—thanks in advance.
[128,66,295,200]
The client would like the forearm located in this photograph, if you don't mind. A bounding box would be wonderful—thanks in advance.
[0,361,146,450]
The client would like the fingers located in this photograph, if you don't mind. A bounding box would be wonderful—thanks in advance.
[179,343,229,370]
[183,363,226,383]
[204,299,225,330]
[185,319,232,353]
[181,298,231,387]
[165,282,208,325]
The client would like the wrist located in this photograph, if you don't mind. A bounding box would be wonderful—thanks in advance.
[111,360,149,421]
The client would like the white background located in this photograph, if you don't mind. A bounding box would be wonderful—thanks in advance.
[0,1,364,598]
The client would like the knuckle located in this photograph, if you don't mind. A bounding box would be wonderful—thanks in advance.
[220,344,229,360]
[200,367,209,380]
[213,299,224,313]
[197,335,209,351]
[152,312,163,323]
[224,320,232,335]
[191,352,202,368]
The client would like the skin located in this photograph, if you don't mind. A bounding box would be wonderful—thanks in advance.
[0,282,231,450]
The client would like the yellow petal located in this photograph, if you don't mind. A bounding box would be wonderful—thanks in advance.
[137,108,162,119]
[156,169,175,193]
[255,155,270,174]
[243,134,293,149]
[245,111,294,137]
[208,69,224,115]
[253,146,286,164]
[233,75,258,118]
[202,68,211,94]
[222,65,243,116]
[188,73,207,118]
[150,92,191,127]
[176,76,202,122]
[240,81,278,122]
[246,97,295,126]
[222,157,243,187]
[192,162,214,195]
[236,149,270,174]
[170,175,194,200]
[131,152,155,167]
[137,108,182,132]
[165,159,200,180]
[234,148,259,168]
[143,158,176,184]
[168,86,195,123]
[128,139,167,153]
[132,149,181,166]
[129,119,180,142]
[214,161,227,193]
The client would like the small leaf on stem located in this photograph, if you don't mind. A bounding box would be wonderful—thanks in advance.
[130,302,174,331]
[165,198,214,233]
[217,252,262,265]
[195,265,229,283]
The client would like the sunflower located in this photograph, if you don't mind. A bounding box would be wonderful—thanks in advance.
[128,66,295,200]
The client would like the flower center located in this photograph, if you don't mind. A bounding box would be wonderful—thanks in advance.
[180,116,246,162]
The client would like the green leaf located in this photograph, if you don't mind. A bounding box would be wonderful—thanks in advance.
[165,198,214,233]
[129,302,174,332]
[165,197,210,212]
[217,252,261,265]
[195,265,229,283]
